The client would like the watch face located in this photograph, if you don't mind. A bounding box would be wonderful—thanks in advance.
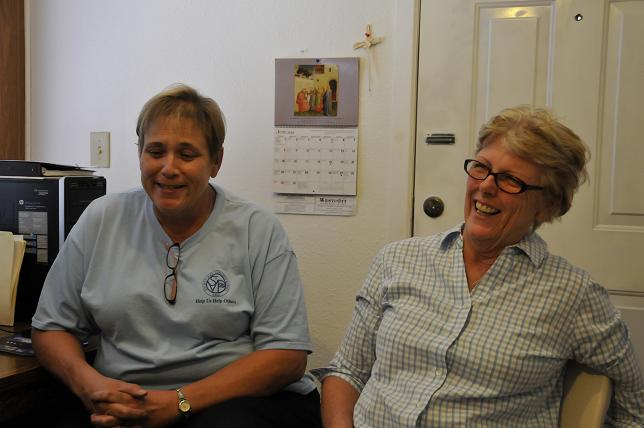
[179,400,191,413]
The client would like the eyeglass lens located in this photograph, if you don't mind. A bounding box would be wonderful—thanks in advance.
[465,160,525,194]
[164,243,180,304]
[164,273,177,303]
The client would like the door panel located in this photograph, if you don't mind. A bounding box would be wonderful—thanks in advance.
[474,5,554,124]
[597,1,644,226]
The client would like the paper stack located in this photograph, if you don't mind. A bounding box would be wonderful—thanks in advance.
[0,231,27,326]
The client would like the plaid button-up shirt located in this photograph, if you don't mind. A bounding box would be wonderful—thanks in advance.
[314,224,644,427]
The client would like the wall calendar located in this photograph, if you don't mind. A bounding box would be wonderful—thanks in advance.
[273,57,359,214]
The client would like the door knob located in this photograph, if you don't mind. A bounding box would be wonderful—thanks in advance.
[423,196,444,218]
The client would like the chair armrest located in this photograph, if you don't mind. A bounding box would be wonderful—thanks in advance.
[559,360,612,428]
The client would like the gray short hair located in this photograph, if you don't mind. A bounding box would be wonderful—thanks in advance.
[477,105,590,223]
[136,83,226,160]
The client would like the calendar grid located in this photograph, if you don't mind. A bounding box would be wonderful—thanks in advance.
[273,127,358,195]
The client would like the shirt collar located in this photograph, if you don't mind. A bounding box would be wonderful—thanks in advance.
[439,222,548,267]
[440,224,464,250]
[510,230,548,267]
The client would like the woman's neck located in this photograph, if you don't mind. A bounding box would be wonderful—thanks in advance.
[462,236,500,291]
[156,187,216,244]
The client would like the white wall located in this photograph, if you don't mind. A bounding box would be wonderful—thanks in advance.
[28,0,418,368]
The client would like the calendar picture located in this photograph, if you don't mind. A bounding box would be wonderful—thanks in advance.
[294,64,338,117]
[275,57,359,127]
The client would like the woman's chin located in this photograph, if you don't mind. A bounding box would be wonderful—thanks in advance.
[464,218,498,241]
[153,200,186,218]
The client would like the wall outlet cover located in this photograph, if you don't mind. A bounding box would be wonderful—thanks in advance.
[90,131,110,168]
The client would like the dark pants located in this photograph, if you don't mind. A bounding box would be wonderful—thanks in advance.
[49,389,322,428]
[177,390,322,428]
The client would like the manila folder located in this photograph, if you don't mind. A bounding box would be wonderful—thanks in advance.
[0,231,27,326]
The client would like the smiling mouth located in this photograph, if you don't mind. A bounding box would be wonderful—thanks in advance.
[475,201,500,215]
[157,183,185,190]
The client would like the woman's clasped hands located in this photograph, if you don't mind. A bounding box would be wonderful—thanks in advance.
[84,377,177,428]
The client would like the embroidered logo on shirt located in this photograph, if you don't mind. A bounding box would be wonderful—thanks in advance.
[202,270,230,297]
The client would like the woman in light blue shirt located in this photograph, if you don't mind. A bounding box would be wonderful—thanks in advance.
[32,84,322,428]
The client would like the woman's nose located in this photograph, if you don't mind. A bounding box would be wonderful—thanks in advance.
[161,154,179,176]
[479,174,498,194]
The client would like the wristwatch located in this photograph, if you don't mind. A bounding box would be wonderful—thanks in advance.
[176,388,191,419]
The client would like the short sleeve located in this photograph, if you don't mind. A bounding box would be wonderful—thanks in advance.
[31,201,99,340]
[248,213,312,352]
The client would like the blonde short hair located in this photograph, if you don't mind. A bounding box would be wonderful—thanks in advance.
[136,83,226,160]
[477,105,590,223]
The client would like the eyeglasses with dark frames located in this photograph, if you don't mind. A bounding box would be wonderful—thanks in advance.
[164,243,181,304]
[464,159,544,194]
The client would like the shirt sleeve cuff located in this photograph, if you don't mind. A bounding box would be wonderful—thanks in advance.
[309,367,365,392]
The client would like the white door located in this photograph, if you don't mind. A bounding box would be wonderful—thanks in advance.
[414,0,644,365]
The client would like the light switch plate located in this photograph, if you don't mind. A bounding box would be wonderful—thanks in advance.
[90,131,110,168]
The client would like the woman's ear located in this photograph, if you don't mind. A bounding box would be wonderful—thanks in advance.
[536,194,560,226]
[210,147,224,178]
